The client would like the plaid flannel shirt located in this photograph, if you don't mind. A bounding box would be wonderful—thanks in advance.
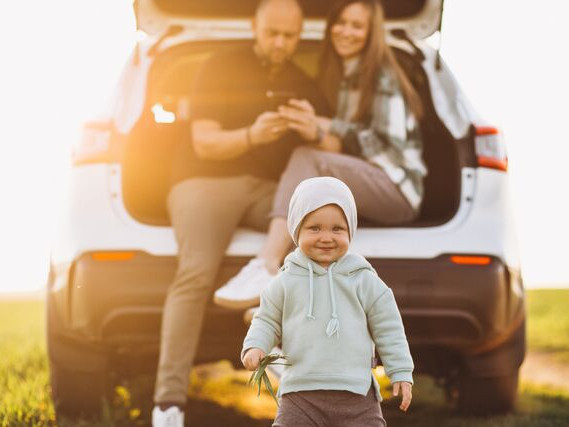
[329,67,427,211]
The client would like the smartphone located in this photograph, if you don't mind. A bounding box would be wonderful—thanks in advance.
[266,90,296,109]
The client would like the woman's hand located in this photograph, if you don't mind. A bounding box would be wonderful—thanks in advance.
[278,99,319,142]
[278,100,342,152]
[242,348,266,371]
[393,381,412,412]
[287,98,315,114]
[316,116,332,133]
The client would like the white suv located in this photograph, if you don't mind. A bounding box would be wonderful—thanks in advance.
[47,0,525,419]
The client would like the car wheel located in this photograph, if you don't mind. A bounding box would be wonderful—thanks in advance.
[456,371,519,415]
[49,358,109,419]
[47,292,111,419]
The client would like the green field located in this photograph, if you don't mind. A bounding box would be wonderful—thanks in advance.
[1,289,568,426]
[526,289,569,363]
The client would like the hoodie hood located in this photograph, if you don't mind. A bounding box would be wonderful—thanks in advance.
[283,248,374,338]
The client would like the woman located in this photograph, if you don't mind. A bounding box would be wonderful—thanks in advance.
[215,0,427,309]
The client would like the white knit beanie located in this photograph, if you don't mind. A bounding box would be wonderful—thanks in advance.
[287,177,358,245]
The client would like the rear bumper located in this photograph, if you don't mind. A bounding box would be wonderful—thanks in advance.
[369,256,525,353]
[48,251,524,366]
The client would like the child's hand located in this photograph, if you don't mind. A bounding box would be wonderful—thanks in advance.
[242,348,266,371]
[393,381,412,412]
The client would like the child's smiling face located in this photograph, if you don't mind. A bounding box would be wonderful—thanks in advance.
[298,204,350,268]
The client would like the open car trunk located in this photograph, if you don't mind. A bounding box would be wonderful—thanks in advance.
[136,0,442,40]
[121,40,462,228]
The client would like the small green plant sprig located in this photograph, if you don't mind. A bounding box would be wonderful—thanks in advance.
[248,353,290,406]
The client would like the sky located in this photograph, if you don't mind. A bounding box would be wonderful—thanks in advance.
[0,0,568,293]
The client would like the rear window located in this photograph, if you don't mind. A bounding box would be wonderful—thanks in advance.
[154,0,427,19]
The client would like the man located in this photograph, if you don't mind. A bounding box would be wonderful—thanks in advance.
[153,0,327,425]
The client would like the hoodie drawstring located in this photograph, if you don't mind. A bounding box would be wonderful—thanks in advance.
[306,263,315,320]
[306,261,340,338]
[325,265,340,338]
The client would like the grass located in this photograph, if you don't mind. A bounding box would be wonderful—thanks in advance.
[0,300,55,426]
[1,289,568,426]
[526,289,569,363]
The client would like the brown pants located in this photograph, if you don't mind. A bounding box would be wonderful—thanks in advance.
[154,176,276,404]
[273,387,387,427]
[271,146,416,225]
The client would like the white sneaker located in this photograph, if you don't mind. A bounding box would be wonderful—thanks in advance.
[214,258,275,309]
[152,406,184,427]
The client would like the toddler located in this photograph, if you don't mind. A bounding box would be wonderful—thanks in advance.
[242,177,413,426]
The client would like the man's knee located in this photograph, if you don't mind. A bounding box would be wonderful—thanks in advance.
[167,178,227,215]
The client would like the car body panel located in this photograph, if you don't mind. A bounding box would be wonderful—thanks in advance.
[50,165,520,272]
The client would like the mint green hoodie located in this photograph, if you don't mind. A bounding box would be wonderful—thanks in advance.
[242,248,414,400]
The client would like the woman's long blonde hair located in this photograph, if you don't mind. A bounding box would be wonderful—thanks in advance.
[319,0,424,121]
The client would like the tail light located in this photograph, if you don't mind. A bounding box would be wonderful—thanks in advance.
[72,121,112,165]
[450,255,491,266]
[91,251,135,262]
[474,126,508,171]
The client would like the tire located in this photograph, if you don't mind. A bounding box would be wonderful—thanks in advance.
[455,315,525,415]
[456,371,519,415]
[47,291,111,419]
[49,358,109,418]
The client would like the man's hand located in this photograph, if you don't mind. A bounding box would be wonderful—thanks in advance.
[242,348,266,371]
[287,98,315,114]
[249,112,290,146]
[278,99,320,142]
[393,381,412,412]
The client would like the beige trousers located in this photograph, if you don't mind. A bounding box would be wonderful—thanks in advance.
[154,176,276,404]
